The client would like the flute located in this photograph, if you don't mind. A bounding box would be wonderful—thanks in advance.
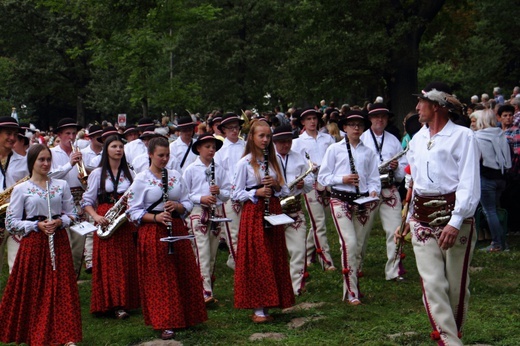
[263,149,271,229]
[46,181,57,271]
[161,168,174,255]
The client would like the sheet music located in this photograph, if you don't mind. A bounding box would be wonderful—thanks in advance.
[264,213,294,226]
[353,196,380,205]
[70,221,97,236]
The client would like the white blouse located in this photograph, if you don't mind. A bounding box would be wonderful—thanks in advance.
[126,169,193,225]
[182,157,231,206]
[131,152,180,174]
[231,153,289,203]
[6,179,77,236]
[80,167,134,208]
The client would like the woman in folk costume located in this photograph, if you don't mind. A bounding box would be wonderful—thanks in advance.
[126,136,207,340]
[81,134,140,319]
[232,118,294,323]
[183,133,230,305]
[0,144,81,346]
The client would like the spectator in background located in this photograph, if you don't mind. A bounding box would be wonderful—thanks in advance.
[469,112,479,131]
[474,109,511,252]
[319,100,327,113]
[511,97,520,127]
[470,95,479,104]
[493,87,505,105]
[481,93,490,108]
[501,104,520,237]
[509,86,520,103]
[274,106,289,126]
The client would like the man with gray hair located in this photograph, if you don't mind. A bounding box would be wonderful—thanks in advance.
[396,82,480,346]
[493,87,505,105]
[470,95,479,104]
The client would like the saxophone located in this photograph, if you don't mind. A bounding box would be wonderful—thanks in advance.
[96,190,130,239]
[0,175,30,215]
[378,146,409,184]
[280,153,313,213]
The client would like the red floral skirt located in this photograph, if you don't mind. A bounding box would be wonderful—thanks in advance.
[0,229,82,346]
[90,203,140,314]
[234,198,295,309]
[137,219,207,330]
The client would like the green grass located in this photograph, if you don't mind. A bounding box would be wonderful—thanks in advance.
[1,216,520,345]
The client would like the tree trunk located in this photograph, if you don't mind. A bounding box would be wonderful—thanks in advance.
[141,97,149,117]
[77,95,85,127]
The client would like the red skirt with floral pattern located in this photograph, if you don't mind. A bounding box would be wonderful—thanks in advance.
[137,219,207,330]
[90,202,140,314]
[0,228,82,346]
[234,197,295,309]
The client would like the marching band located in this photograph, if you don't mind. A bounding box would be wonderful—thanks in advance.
[0,85,484,345]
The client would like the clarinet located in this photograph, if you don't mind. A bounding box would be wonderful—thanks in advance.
[346,137,364,210]
[209,159,218,235]
[46,181,57,271]
[263,149,271,229]
[161,168,174,255]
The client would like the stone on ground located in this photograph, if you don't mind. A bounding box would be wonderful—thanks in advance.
[136,339,183,346]
[287,316,326,329]
[249,333,286,341]
[387,331,418,340]
[282,302,327,313]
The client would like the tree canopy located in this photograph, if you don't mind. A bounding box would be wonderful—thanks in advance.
[0,0,518,128]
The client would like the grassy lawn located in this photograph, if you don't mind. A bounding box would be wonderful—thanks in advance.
[1,215,519,345]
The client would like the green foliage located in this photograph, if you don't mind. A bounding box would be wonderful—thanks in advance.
[0,0,518,125]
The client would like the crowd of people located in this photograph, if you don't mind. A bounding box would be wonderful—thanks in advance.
[0,82,518,345]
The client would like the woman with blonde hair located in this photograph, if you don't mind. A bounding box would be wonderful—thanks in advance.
[232,118,294,323]
[326,121,343,142]
[475,109,511,251]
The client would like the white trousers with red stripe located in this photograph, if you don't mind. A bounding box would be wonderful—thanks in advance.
[362,186,404,280]
[330,198,376,301]
[283,210,307,295]
[222,199,242,270]
[0,230,21,274]
[410,219,476,346]
[304,186,334,269]
[188,205,221,298]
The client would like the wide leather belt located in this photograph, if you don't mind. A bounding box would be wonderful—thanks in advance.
[330,188,368,204]
[412,192,455,227]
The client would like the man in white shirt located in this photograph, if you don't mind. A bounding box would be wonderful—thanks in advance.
[124,117,154,164]
[273,125,313,295]
[169,116,197,173]
[49,118,86,274]
[79,124,103,273]
[396,82,480,345]
[0,117,29,274]
[291,108,336,271]
[214,113,245,269]
[360,104,408,282]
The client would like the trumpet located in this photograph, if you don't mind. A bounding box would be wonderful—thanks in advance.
[72,141,88,187]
